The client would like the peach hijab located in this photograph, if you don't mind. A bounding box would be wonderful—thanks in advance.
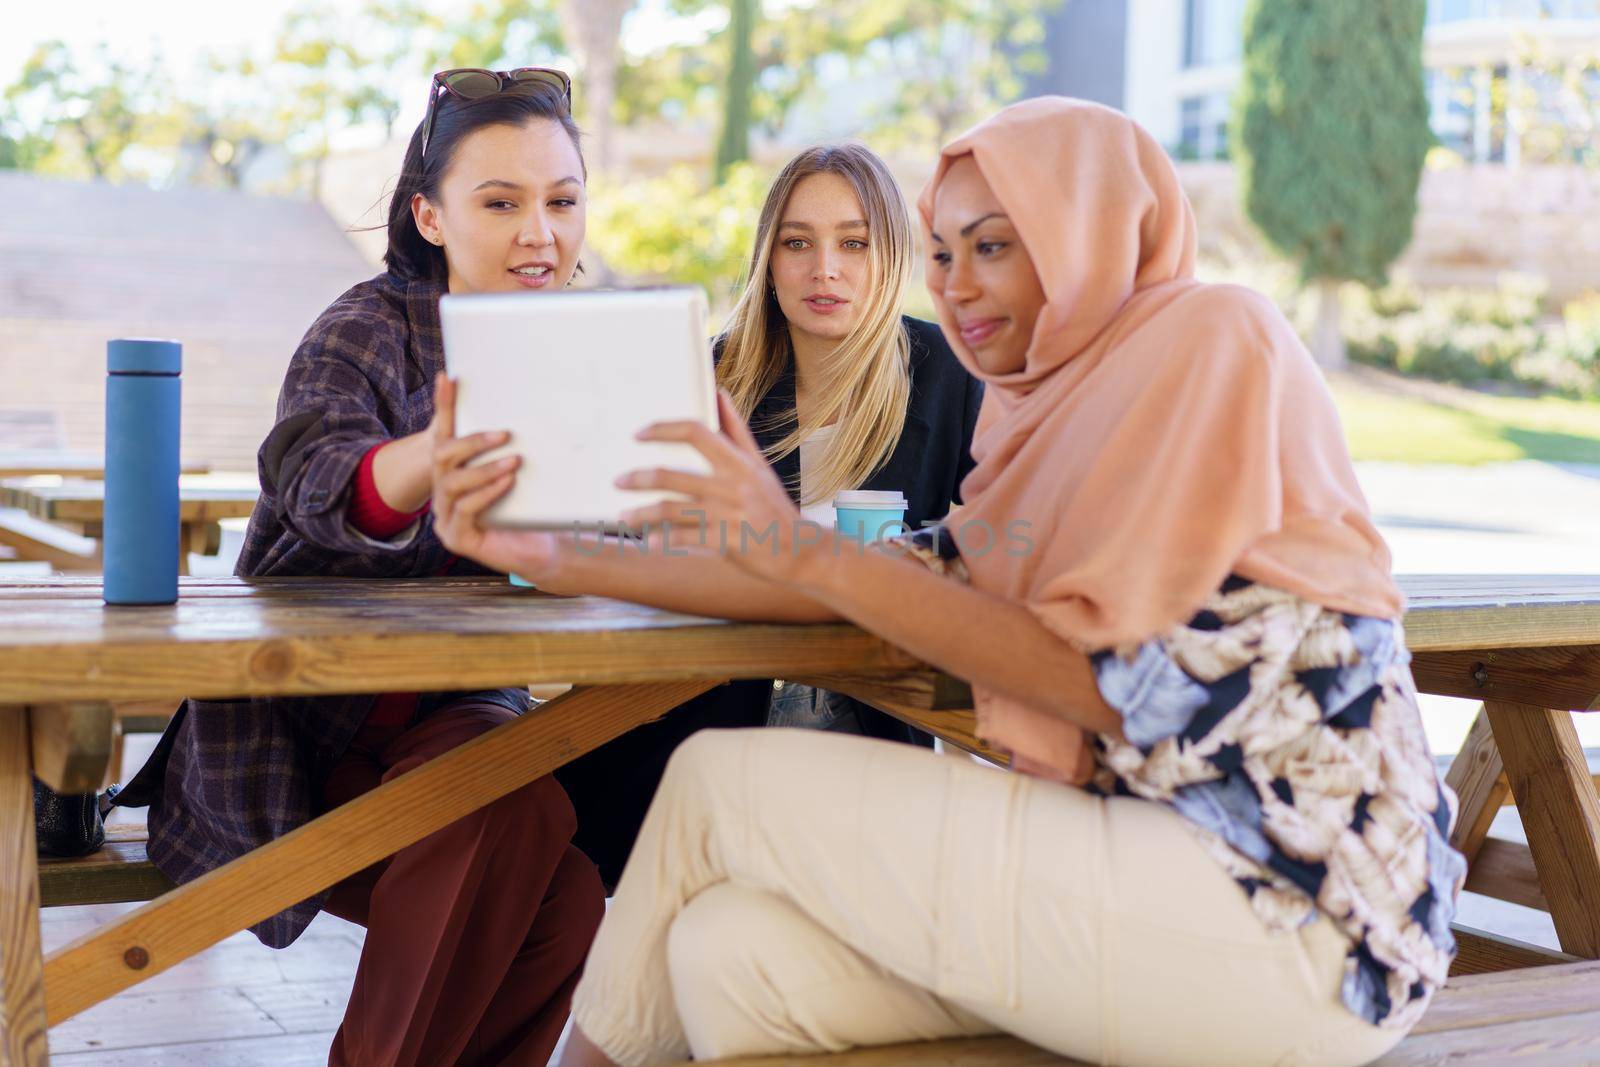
[918,97,1401,783]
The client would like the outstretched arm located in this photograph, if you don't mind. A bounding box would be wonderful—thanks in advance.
[426,374,839,623]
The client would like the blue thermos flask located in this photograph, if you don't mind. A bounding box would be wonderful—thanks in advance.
[104,338,182,605]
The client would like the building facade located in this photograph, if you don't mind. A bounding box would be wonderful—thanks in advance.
[1040,0,1600,164]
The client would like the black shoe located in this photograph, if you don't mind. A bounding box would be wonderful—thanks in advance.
[33,778,105,858]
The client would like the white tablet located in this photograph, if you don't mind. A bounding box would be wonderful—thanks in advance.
[440,287,718,529]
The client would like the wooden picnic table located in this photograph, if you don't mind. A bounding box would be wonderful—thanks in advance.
[0,454,211,480]
[0,478,257,574]
[1,573,1599,1064]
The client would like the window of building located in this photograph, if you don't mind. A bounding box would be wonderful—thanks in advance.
[1427,0,1480,21]
[1427,67,1475,157]
[1177,92,1231,160]
[1503,62,1600,164]
[1183,0,1246,68]
[1179,96,1204,157]
[1183,0,1200,67]
[1488,63,1510,162]
[1428,0,1599,22]
[1424,63,1514,163]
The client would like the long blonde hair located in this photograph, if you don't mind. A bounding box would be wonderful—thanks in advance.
[718,143,914,506]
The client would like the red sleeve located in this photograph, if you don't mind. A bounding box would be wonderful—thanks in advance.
[348,442,429,540]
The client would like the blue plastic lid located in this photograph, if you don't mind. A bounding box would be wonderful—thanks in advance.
[108,338,182,375]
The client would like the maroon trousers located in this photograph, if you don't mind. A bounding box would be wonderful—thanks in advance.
[320,702,605,1067]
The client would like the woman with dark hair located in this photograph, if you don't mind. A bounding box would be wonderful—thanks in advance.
[115,70,604,1067]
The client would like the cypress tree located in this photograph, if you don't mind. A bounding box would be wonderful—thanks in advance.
[1233,0,1432,368]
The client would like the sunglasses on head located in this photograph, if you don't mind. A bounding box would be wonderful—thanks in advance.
[420,67,573,161]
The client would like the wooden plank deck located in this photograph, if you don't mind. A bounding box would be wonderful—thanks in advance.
[44,904,355,1065]
[44,739,354,1065]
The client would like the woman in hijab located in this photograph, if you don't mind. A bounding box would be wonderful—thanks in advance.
[434,98,1464,1067]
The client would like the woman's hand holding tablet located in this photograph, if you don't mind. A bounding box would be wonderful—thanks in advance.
[440,287,720,530]
[432,379,822,586]
[430,373,561,578]
[614,391,819,583]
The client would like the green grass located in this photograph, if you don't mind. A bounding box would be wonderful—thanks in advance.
[1330,379,1600,465]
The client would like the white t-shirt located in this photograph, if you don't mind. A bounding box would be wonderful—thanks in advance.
[797,422,839,528]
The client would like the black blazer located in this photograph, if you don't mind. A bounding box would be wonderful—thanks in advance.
[716,315,982,746]
[718,315,982,528]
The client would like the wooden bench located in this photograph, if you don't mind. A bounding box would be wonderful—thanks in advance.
[0,482,226,572]
[0,405,212,566]
[0,409,68,453]
[39,688,607,903]
[37,827,173,909]
[0,507,100,571]
[0,410,87,572]
[686,961,1600,1065]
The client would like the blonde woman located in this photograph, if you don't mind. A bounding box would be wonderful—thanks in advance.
[716,143,978,540]
[719,143,982,740]
[553,143,981,880]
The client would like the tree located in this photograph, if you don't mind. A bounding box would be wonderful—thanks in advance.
[422,0,564,72]
[171,118,270,189]
[271,7,409,197]
[3,41,167,181]
[714,0,757,181]
[558,0,634,171]
[843,0,1059,152]
[587,162,769,311]
[618,0,1061,168]
[0,109,50,171]
[1233,0,1432,369]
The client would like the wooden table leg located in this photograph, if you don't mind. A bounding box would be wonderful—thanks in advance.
[1445,705,1510,866]
[189,522,222,558]
[1486,700,1600,958]
[178,523,221,570]
[27,706,113,796]
[0,706,49,1066]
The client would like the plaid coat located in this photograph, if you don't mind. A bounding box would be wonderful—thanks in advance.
[119,272,526,948]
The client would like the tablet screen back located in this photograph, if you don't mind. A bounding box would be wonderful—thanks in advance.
[441,287,717,528]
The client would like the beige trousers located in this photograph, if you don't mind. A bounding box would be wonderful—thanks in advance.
[571,728,1406,1067]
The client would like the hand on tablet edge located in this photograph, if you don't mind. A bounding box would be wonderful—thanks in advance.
[614,390,829,584]
[430,372,561,579]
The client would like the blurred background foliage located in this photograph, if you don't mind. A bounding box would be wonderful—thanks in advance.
[5,0,1600,432]
[0,0,1055,186]
[586,161,766,301]
[1,0,1058,310]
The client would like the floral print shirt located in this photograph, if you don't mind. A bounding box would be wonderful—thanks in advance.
[896,528,1467,1030]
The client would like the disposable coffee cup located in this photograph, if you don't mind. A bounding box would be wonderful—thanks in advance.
[832,490,908,542]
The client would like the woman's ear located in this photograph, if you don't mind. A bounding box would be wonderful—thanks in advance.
[411,192,444,246]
